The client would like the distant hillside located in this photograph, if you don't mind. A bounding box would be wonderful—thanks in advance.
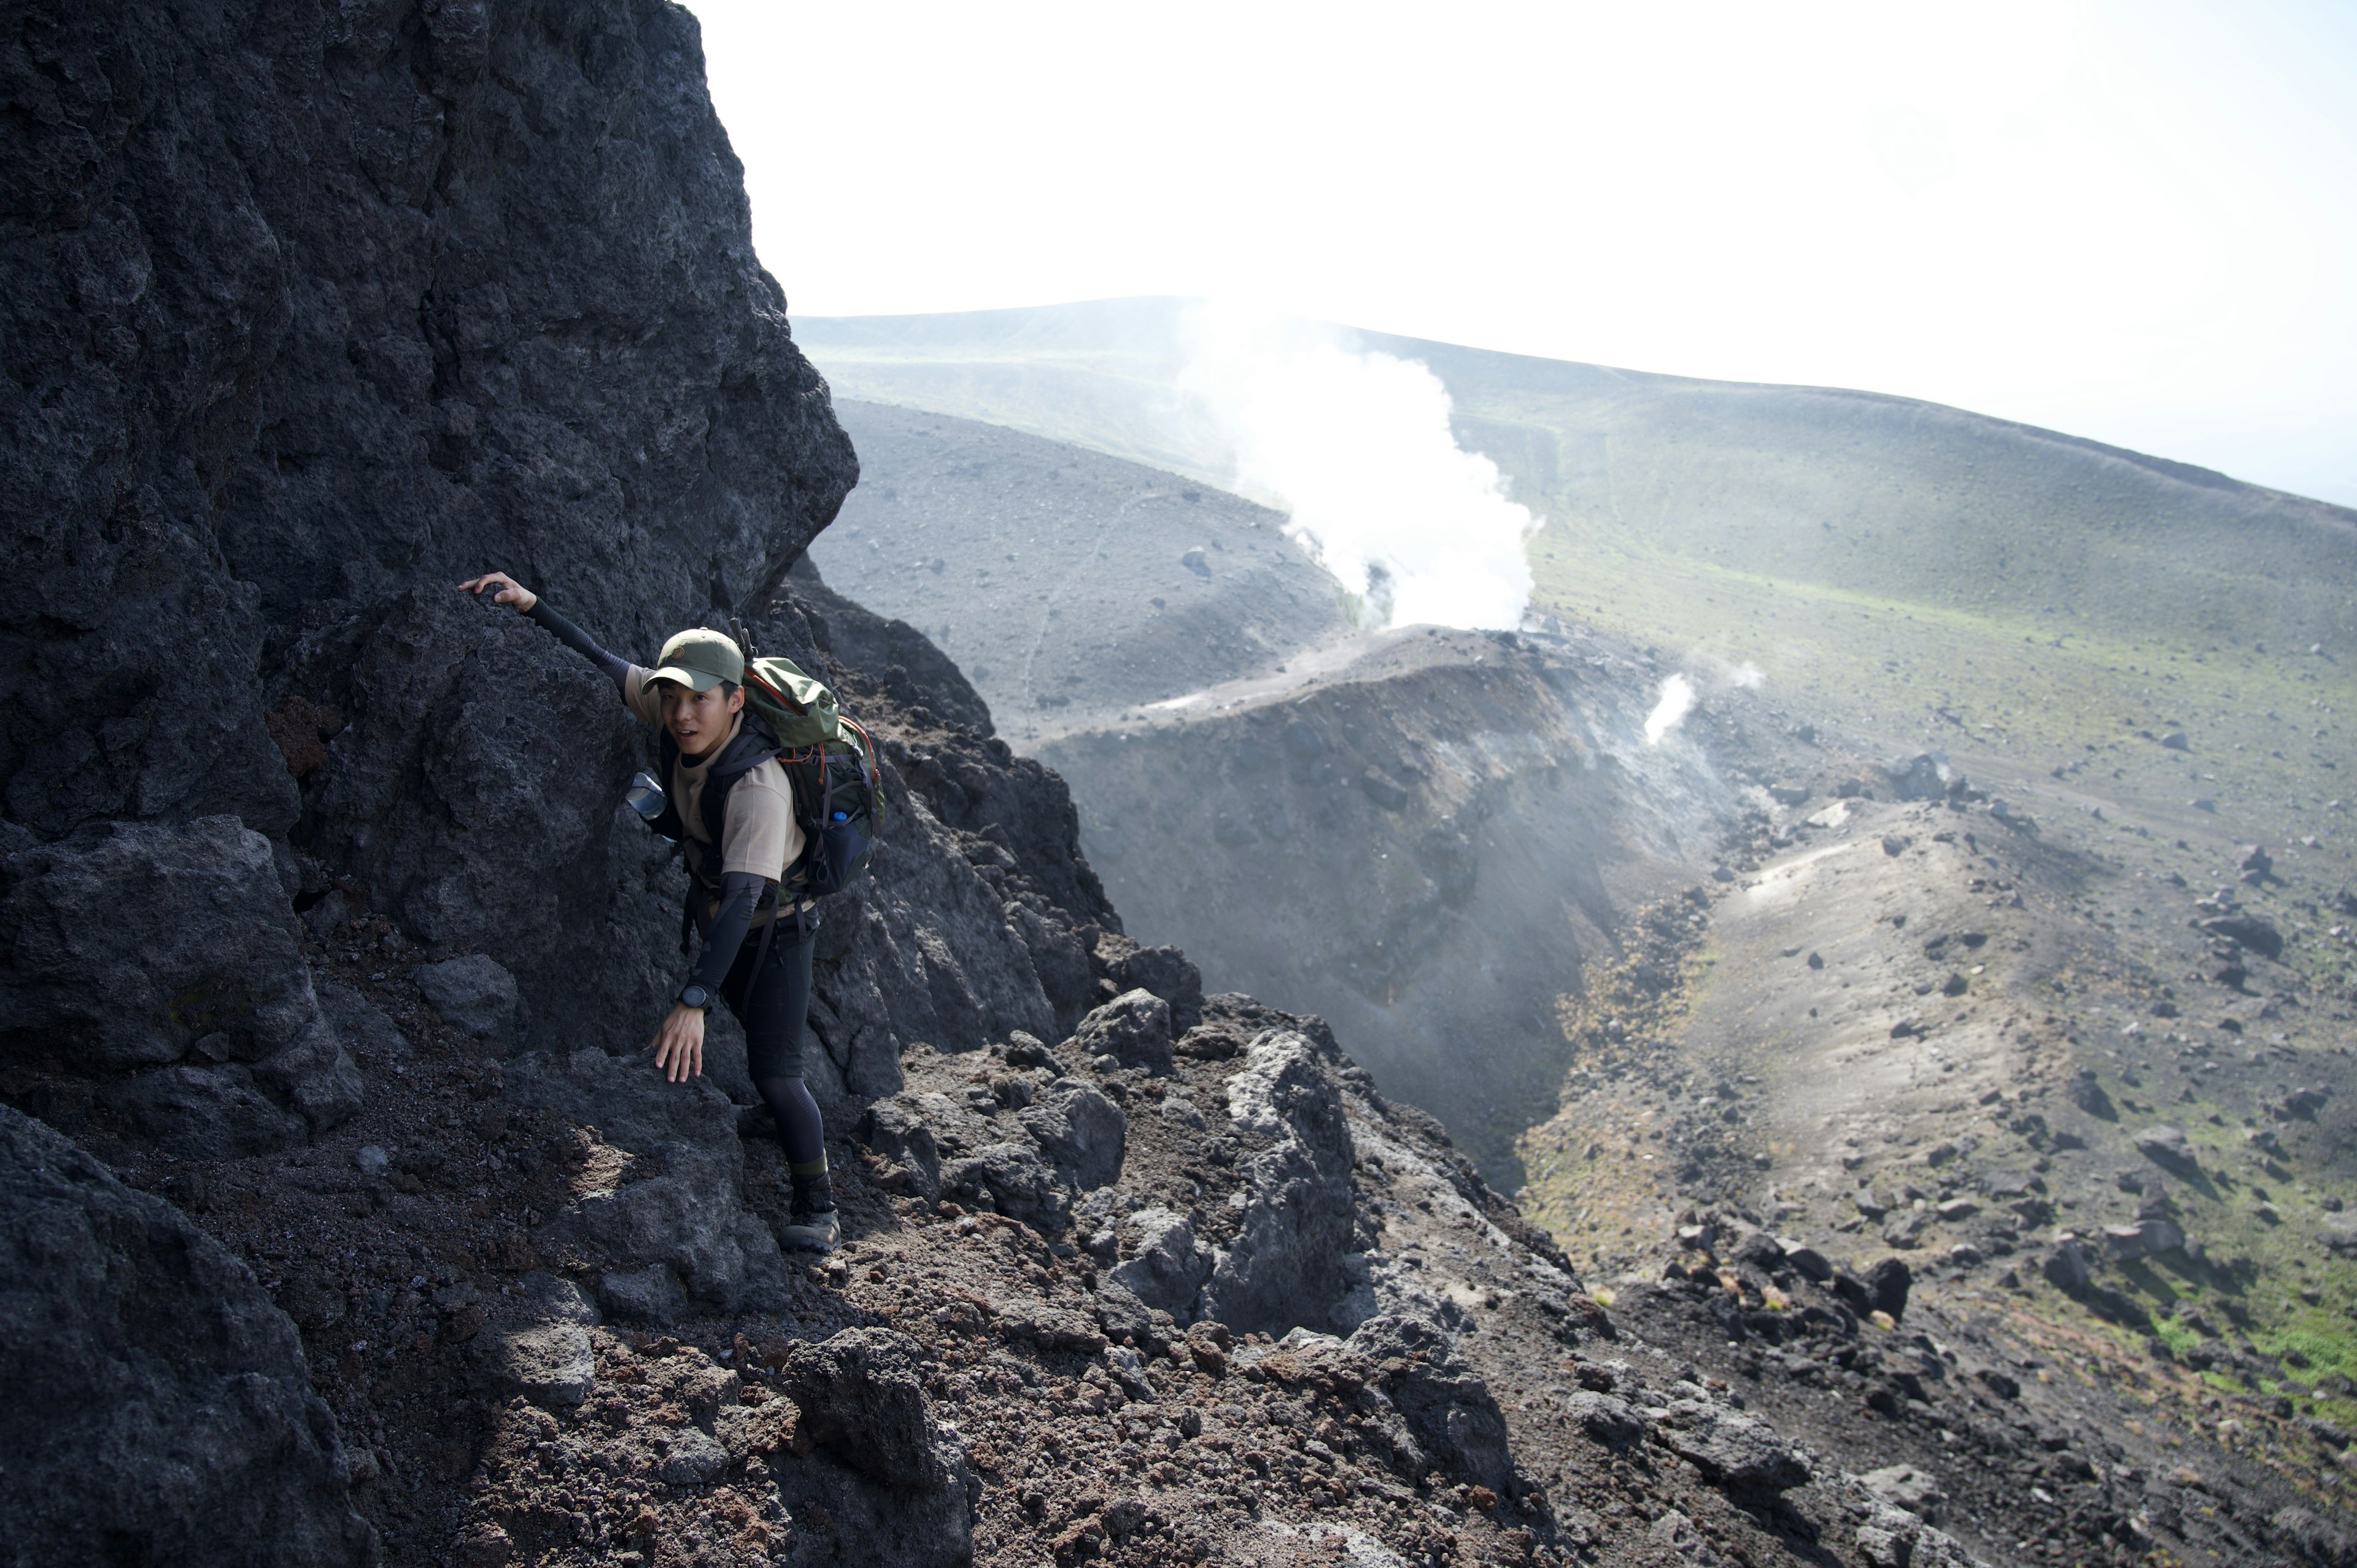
[800,298,2357,657]
[800,299,1221,487]
[808,400,1350,741]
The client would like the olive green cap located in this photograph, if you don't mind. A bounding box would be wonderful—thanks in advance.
[648,627,743,692]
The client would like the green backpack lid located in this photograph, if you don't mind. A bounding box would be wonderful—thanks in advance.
[739,655,840,750]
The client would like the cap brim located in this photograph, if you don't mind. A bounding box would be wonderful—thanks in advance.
[648,665,724,692]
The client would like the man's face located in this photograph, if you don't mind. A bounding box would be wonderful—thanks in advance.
[661,680,743,759]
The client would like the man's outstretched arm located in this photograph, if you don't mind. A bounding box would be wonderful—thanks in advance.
[458,571,629,690]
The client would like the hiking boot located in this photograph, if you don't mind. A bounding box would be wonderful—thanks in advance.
[777,1208,840,1253]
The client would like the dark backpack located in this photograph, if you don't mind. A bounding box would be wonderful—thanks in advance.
[729,617,884,898]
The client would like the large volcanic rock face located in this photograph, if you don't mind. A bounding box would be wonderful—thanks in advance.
[1,0,855,1052]
[0,8,857,1545]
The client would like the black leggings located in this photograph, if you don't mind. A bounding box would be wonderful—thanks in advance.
[719,914,825,1170]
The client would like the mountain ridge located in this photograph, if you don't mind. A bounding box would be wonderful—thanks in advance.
[802,296,2357,519]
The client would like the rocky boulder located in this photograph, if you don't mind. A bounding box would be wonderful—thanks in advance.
[0,1106,375,1565]
[862,1094,945,1200]
[1068,989,1174,1073]
[0,817,360,1157]
[1865,1256,1913,1322]
[502,1048,788,1323]
[2202,912,2285,960]
[1104,942,1206,1034]
[1655,1397,1812,1490]
[3,0,858,1060]
[1347,1313,1515,1493]
[1860,1463,1947,1524]
[787,1329,971,1499]
[469,1272,600,1411]
[2134,1124,2202,1178]
[1107,1207,1216,1318]
[1566,1389,1649,1445]
[1019,1080,1128,1191]
[1883,753,1957,801]
[1202,1029,1357,1333]
[2042,1237,2092,1295]
[413,954,524,1049]
[1855,1504,1981,1568]
[778,1328,974,1549]
[941,1141,1071,1234]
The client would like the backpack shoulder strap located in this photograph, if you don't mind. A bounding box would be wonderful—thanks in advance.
[695,723,786,856]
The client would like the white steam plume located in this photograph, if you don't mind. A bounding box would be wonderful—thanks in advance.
[1177,303,1535,631]
[1644,674,1697,745]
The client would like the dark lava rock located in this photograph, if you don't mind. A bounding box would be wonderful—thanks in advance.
[1069,988,1174,1072]
[468,1273,600,1412]
[1104,943,1206,1035]
[1883,754,1956,801]
[2278,1086,2333,1121]
[1655,1398,1812,1491]
[1349,1314,1514,1493]
[1,817,312,1072]
[2270,1507,2357,1568]
[2065,1069,2117,1121]
[1018,1082,1128,1191]
[861,1097,945,1200]
[1,817,362,1157]
[997,1301,1108,1356]
[2043,1237,2092,1295]
[781,1327,971,1494]
[1566,1389,1648,1445]
[1860,1463,1946,1524]
[1093,1280,1158,1348]
[775,1328,976,1567]
[412,954,524,1048]
[1107,1206,1215,1317]
[1782,1244,1834,1283]
[1867,1256,1913,1321]
[2200,913,2285,961]
[1201,1030,1357,1334]
[0,1106,375,1565]
[503,1048,789,1323]
[941,1141,1071,1234]
[2134,1124,2202,1178]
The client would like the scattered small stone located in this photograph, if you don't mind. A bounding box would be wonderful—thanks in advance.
[2134,1125,2200,1177]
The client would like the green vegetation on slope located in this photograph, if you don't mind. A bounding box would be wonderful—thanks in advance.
[1530,512,2355,916]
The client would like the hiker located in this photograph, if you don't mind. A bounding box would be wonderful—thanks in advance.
[456,570,838,1251]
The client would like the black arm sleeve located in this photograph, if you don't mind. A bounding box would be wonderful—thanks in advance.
[524,600,630,690]
[687,871,776,992]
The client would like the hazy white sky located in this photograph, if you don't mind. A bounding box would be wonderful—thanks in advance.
[687,1,2357,507]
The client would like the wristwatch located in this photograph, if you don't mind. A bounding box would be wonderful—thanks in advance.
[677,983,715,1012]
